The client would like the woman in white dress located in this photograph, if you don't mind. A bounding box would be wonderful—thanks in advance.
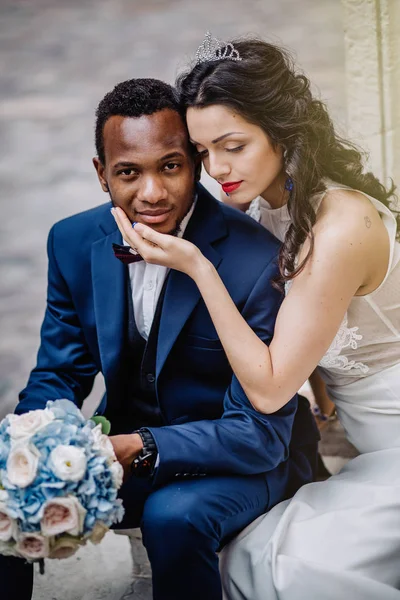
[113,37,400,598]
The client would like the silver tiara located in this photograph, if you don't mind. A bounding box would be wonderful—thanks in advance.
[195,32,242,65]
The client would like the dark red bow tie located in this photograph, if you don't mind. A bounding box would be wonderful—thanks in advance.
[112,243,144,265]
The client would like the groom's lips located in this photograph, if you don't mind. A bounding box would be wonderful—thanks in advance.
[221,181,243,194]
[137,208,173,224]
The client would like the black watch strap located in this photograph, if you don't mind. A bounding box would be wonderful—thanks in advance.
[131,428,158,477]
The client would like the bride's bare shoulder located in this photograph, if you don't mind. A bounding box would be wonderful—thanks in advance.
[313,187,385,238]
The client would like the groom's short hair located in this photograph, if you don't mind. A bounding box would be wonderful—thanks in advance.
[95,78,184,164]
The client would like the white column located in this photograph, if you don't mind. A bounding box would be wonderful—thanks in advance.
[342,0,400,190]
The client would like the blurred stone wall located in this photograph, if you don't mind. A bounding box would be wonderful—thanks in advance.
[342,0,400,189]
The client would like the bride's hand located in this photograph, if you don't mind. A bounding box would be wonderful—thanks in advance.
[111,206,208,277]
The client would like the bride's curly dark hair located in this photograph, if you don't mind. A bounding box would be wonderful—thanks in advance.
[176,38,399,284]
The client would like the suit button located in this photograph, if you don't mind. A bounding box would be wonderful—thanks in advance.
[146,373,155,383]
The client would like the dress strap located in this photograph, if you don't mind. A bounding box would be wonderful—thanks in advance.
[363,295,400,338]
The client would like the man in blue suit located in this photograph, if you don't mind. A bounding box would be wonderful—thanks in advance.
[5,79,318,600]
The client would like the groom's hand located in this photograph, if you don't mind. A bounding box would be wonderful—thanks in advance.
[110,433,144,478]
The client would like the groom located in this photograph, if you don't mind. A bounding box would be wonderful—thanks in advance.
[6,78,318,600]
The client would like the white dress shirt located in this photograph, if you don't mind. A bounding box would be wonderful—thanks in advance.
[124,199,197,340]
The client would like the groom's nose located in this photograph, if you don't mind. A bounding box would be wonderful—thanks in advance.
[136,174,167,204]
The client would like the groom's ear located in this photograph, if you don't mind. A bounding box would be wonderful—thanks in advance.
[93,157,109,193]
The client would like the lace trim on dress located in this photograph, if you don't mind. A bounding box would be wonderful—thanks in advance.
[285,278,370,374]
[319,313,369,373]
[246,198,261,222]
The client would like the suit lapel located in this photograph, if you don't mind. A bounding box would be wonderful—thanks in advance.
[92,210,127,381]
[156,188,227,377]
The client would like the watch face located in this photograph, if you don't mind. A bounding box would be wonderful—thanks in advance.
[131,452,156,478]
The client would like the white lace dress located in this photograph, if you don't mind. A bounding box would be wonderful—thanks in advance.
[221,182,400,599]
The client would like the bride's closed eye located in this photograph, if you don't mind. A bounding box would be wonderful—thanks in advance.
[195,145,245,159]
[226,145,245,153]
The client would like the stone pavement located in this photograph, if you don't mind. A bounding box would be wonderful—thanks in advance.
[0,0,347,598]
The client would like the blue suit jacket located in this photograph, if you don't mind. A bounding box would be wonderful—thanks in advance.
[18,184,318,491]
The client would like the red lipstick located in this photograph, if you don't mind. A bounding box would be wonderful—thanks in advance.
[221,181,243,194]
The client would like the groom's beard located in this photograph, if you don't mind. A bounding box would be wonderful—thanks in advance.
[108,192,195,237]
[168,196,195,237]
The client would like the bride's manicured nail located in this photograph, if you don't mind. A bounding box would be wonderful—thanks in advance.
[132,222,137,228]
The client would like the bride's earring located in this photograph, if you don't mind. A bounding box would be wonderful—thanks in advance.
[283,148,293,193]
[284,176,294,192]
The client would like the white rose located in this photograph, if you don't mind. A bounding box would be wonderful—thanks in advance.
[0,490,8,502]
[50,445,87,481]
[7,409,55,444]
[16,533,49,560]
[92,425,116,464]
[6,414,19,427]
[49,536,81,559]
[110,461,124,489]
[88,521,108,545]
[41,496,86,537]
[7,443,41,488]
[0,503,18,542]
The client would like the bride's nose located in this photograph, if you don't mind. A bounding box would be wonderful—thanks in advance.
[207,152,231,181]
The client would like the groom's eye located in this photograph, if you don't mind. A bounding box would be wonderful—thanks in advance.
[117,168,137,177]
[163,162,180,171]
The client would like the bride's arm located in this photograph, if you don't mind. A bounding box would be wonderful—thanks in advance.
[183,236,363,413]
[111,193,386,413]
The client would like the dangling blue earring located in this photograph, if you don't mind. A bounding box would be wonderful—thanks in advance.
[284,176,294,192]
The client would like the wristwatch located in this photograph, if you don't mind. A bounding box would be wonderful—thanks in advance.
[131,428,158,477]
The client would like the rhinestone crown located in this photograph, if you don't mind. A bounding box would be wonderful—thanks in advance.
[195,32,242,65]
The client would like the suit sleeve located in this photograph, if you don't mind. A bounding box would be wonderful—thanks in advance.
[16,226,99,414]
[148,257,297,487]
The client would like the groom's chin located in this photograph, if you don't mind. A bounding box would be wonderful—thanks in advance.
[146,220,181,237]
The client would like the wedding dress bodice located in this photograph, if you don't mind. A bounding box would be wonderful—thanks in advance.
[247,181,400,388]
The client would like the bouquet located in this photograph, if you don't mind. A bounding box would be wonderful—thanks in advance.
[0,400,124,562]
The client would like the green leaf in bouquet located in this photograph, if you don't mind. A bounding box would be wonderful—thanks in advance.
[90,416,111,435]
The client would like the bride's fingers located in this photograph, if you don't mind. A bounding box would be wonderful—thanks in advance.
[111,207,129,241]
[112,207,163,248]
[132,235,167,264]
[111,207,147,251]
[133,223,171,250]
[112,207,133,238]
[111,207,173,264]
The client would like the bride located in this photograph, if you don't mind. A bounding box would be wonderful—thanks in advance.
[113,36,400,598]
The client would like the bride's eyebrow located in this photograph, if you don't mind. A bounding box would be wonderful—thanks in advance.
[190,132,244,145]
